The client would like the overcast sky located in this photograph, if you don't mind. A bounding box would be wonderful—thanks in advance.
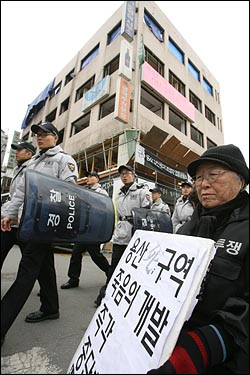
[1,1,249,165]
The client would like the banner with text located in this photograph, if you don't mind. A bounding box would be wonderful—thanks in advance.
[135,143,189,181]
[67,230,215,374]
[82,76,110,113]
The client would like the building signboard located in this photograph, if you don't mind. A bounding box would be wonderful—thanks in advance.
[121,0,136,42]
[114,77,131,124]
[82,76,110,113]
[135,143,189,181]
[118,39,133,81]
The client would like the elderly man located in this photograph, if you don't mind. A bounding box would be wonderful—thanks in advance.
[148,144,249,374]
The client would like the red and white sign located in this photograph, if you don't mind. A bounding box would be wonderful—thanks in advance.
[114,77,131,124]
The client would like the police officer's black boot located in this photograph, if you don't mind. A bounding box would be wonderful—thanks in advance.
[94,284,106,307]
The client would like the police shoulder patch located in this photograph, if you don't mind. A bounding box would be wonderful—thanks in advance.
[68,162,75,172]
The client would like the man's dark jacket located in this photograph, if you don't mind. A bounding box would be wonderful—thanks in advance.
[177,190,249,374]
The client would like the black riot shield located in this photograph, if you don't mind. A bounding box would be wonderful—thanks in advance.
[132,207,173,234]
[18,169,115,244]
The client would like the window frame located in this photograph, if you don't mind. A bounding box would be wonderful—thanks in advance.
[190,125,204,147]
[70,112,91,137]
[205,105,216,125]
[140,85,164,118]
[189,90,202,113]
[169,107,187,134]
[168,37,184,64]
[188,59,200,81]
[75,76,95,102]
[169,70,185,96]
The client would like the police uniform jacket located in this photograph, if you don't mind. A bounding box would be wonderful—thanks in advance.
[87,183,109,196]
[177,190,249,374]
[112,182,151,245]
[1,159,31,221]
[151,198,170,216]
[3,145,78,221]
[172,196,194,233]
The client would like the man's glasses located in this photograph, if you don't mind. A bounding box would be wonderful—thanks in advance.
[120,171,133,177]
[34,133,54,138]
[193,170,231,185]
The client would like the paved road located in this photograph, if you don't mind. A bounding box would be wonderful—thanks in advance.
[1,245,111,374]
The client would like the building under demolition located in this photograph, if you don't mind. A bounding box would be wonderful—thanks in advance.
[20,1,224,211]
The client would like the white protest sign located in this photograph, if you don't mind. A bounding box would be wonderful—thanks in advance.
[68,231,216,374]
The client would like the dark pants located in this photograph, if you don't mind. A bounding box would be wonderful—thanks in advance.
[95,244,127,306]
[1,228,26,269]
[68,243,110,282]
[1,241,59,337]
[106,244,127,283]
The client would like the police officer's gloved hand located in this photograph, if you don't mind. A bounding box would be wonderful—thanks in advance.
[147,325,233,374]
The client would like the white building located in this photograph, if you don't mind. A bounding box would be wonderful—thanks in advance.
[20,1,223,210]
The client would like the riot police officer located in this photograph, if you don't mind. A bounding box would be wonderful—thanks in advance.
[95,164,151,306]
[61,171,110,289]
[149,186,171,215]
[1,122,78,345]
[172,181,194,233]
[1,141,36,269]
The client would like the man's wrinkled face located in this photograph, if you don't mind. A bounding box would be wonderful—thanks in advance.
[194,162,244,208]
